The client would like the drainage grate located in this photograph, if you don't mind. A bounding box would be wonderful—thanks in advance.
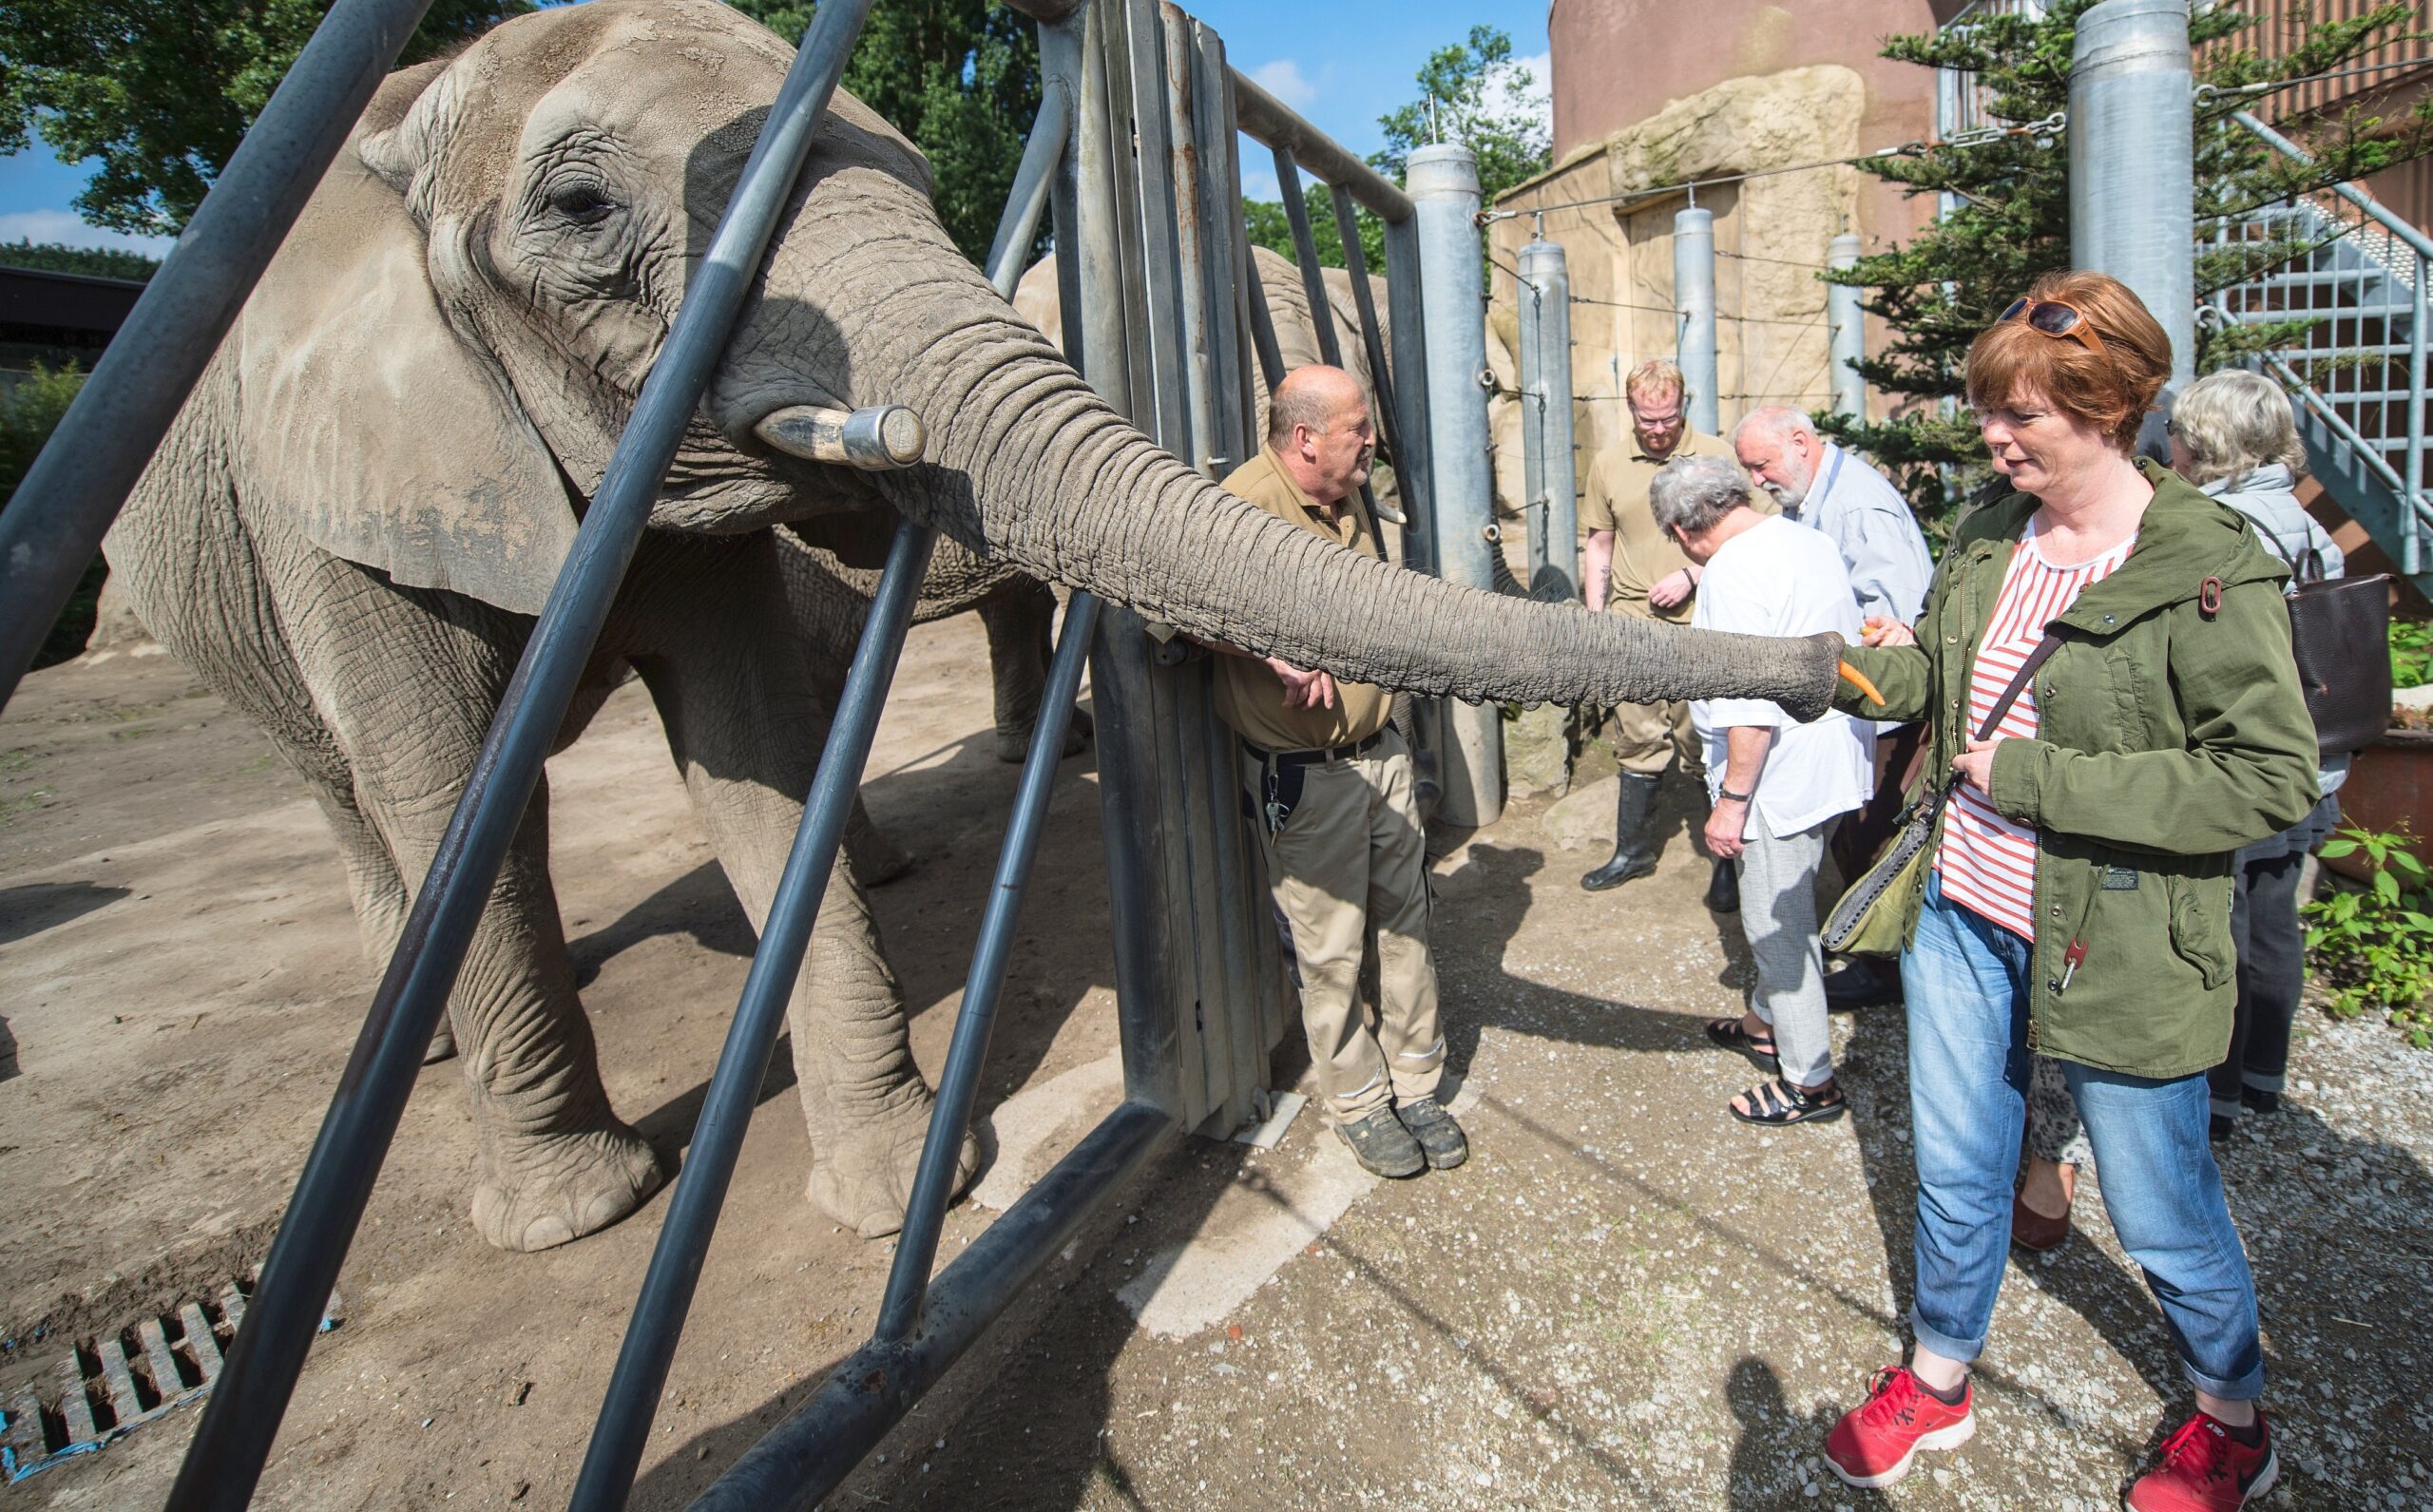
[1,1270,343,1483]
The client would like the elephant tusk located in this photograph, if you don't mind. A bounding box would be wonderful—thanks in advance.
[754,403,928,470]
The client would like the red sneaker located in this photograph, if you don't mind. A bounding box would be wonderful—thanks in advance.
[1823,1366,1976,1489]
[2124,1412,2277,1511]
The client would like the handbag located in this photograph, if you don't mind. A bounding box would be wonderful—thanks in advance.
[2286,548,2389,755]
[1822,633,2064,956]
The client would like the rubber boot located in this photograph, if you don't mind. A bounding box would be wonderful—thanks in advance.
[1581,771,1664,891]
[1704,856,1740,913]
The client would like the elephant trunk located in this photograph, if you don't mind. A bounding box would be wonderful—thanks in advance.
[759,194,1842,718]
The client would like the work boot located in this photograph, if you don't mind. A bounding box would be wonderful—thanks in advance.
[1393,1095,1469,1170]
[1581,771,1664,891]
[1334,1107,1426,1177]
[1704,856,1740,913]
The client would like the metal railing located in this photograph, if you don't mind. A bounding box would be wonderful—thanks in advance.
[2213,110,2432,578]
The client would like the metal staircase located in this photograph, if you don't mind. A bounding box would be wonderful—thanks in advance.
[2209,110,2432,598]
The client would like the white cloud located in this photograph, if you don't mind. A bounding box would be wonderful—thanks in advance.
[1248,58,1318,112]
[1483,50,1555,144]
[0,208,176,258]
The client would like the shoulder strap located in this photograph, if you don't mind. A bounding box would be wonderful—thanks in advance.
[1972,632,2064,744]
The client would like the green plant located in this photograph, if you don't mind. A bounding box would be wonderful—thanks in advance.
[2305,825,2433,1046]
[2391,620,2433,691]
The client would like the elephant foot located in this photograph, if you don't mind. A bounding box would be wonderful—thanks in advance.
[806,1100,981,1239]
[992,710,1092,765]
[472,1120,664,1252]
[423,1016,459,1065]
[845,827,917,888]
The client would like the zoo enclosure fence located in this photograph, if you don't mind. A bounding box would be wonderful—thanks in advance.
[0,0,1472,1506]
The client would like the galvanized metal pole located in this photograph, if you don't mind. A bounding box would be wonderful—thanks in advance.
[0,0,438,713]
[1518,235,1578,601]
[2071,0,2194,409]
[1408,142,1502,827]
[164,4,883,1506]
[1827,232,1867,419]
[2410,245,2428,576]
[1674,203,1720,436]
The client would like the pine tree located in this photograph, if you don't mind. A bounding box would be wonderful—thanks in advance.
[1823,0,2433,519]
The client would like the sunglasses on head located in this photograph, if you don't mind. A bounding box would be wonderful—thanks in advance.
[1999,296,2109,356]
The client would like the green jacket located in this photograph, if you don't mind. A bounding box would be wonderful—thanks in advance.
[1837,461,2319,1078]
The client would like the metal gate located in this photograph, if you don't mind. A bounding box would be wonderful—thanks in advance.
[0,0,1447,1506]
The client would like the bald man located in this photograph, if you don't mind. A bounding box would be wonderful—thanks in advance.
[1205,366,1464,1179]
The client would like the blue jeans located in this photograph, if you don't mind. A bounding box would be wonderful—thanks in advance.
[1901,871,2266,1399]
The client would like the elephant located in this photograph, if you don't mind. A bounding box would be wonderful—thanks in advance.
[101,0,1840,1254]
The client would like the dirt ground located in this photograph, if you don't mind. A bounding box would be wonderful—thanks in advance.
[2,620,2428,1511]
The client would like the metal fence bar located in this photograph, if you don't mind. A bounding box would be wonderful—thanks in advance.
[689,1100,1178,1512]
[1160,2,1219,473]
[568,515,934,1512]
[1382,217,1434,576]
[158,6,884,1506]
[1272,147,1346,369]
[1330,182,1405,472]
[871,590,1101,1345]
[0,0,439,711]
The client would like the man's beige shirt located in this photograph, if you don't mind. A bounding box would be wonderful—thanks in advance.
[1212,448,1392,752]
[1580,428,1758,625]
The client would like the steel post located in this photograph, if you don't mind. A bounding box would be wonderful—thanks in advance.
[986,81,1074,299]
[1273,148,1345,369]
[0,0,439,712]
[164,5,883,1506]
[2411,247,2428,575]
[1674,204,1719,436]
[1827,232,1867,419]
[1408,142,1502,828]
[2071,0,2194,419]
[1517,236,1578,601]
[1159,4,1218,472]
[1383,216,1434,577]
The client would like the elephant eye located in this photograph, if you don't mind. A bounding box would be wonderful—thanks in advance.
[546,182,618,227]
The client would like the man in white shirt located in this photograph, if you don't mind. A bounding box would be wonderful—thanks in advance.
[1734,407,1936,1007]
[1651,454,1871,1127]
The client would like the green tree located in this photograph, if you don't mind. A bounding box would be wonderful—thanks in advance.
[1,0,531,238]
[1825,1,2433,519]
[0,239,161,281]
[0,362,106,665]
[1241,24,1549,277]
[733,0,1043,266]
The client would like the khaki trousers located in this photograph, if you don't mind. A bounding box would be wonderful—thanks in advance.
[1607,696,1698,777]
[1246,728,1445,1122]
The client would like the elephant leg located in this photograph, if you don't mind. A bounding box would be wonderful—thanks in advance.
[274,552,661,1250]
[306,775,460,1063]
[979,582,1085,762]
[626,545,975,1238]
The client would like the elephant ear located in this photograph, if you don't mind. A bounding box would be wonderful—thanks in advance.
[234,92,575,618]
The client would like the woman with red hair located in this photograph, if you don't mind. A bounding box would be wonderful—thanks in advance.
[1821,272,2318,1510]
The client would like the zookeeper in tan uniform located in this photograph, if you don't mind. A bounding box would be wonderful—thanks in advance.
[1577,358,1756,911]
[1204,365,1465,1180]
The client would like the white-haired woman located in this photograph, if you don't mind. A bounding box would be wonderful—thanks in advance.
[2174,370,2347,1135]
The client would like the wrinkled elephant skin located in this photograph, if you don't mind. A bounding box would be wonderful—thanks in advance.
[103,0,1838,1253]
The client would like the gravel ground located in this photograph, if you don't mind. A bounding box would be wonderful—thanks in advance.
[827,781,2433,1512]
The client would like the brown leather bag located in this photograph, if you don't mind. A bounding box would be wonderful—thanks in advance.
[2287,550,2390,755]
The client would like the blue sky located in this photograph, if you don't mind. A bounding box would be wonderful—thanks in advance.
[0,0,1547,254]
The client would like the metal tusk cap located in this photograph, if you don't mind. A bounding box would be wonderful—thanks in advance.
[753,403,928,470]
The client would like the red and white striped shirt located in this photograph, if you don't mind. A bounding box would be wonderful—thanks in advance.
[1935,526,2137,940]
